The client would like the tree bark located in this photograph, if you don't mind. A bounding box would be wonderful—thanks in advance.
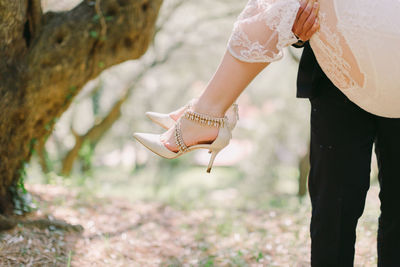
[0,0,162,214]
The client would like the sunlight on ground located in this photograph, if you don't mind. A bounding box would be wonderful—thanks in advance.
[1,177,380,266]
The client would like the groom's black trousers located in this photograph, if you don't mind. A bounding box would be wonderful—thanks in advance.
[308,75,400,267]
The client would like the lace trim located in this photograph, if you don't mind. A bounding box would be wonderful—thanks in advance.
[227,0,300,63]
[311,11,364,90]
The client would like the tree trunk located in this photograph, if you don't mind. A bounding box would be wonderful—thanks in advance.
[0,0,163,214]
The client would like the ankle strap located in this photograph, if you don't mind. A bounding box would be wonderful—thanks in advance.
[174,121,189,152]
[184,109,227,128]
[186,99,239,122]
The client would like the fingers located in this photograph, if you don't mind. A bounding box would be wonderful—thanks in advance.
[302,2,319,35]
[303,17,320,41]
[297,0,315,32]
[294,0,307,25]
[292,0,320,41]
[292,0,309,35]
[302,2,319,37]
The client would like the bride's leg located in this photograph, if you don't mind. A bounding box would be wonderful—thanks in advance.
[163,49,267,121]
[161,0,320,152]
[194,52,268,116]
[162,0,320,126]
[162,51,268,151]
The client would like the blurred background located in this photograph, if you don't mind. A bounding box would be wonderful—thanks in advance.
[10,0,379,266]
[34,0,310,207]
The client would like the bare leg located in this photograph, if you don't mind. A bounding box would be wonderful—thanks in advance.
[195,51,268,116]
[162,51,269,151]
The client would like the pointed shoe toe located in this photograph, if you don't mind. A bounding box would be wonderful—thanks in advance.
[133,132,178,159]
[136,108,234,173]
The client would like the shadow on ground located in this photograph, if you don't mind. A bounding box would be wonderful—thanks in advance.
[0,182,379,266]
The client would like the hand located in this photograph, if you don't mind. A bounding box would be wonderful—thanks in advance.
[292,0,320,42]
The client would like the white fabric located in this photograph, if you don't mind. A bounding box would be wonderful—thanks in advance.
[228,0,400,118]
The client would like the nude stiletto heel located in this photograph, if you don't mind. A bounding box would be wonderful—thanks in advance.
[134,109,232,173]
[207,149,221,173]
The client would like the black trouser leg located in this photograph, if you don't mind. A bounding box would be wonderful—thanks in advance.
[308,81,376,267]
[375,117,400,267]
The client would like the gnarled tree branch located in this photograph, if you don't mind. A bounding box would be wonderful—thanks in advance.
[0,0,163,214]
[24,0,163,151]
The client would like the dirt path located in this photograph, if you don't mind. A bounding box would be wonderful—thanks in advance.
[0,184,379,266]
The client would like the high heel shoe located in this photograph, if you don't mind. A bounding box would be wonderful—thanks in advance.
[134,109,232,173]
[146,100,239,130]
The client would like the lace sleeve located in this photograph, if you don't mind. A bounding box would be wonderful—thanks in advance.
[228,0,300,63]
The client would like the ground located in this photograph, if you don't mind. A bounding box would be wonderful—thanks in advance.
[0,179,380,267]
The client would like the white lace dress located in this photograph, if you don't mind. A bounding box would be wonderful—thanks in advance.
[228,0,400,118]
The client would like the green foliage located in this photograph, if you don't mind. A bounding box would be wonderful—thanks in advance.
[89,30,99,39]
[64,85,78,106]
[29,138,38,155]
[44,122,51,131]
[199,256,216,267]
[66,94,73,101]
[93,14,113,22]
[13,135,43,213]
[216,221,233,237]
[17,161,28,194]
[78,140,95,175]
[255,251,264,262]
[44,117,58,131]
[67,251,72,267]
[161,257,182,267]
[92,84,103,115]
[11,161,36,215]
[230,250,247,267]
[92,14,100,22]
[98,61,105,68]
[69,86,77,93]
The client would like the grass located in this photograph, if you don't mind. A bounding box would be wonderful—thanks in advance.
[0,161,381,266]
